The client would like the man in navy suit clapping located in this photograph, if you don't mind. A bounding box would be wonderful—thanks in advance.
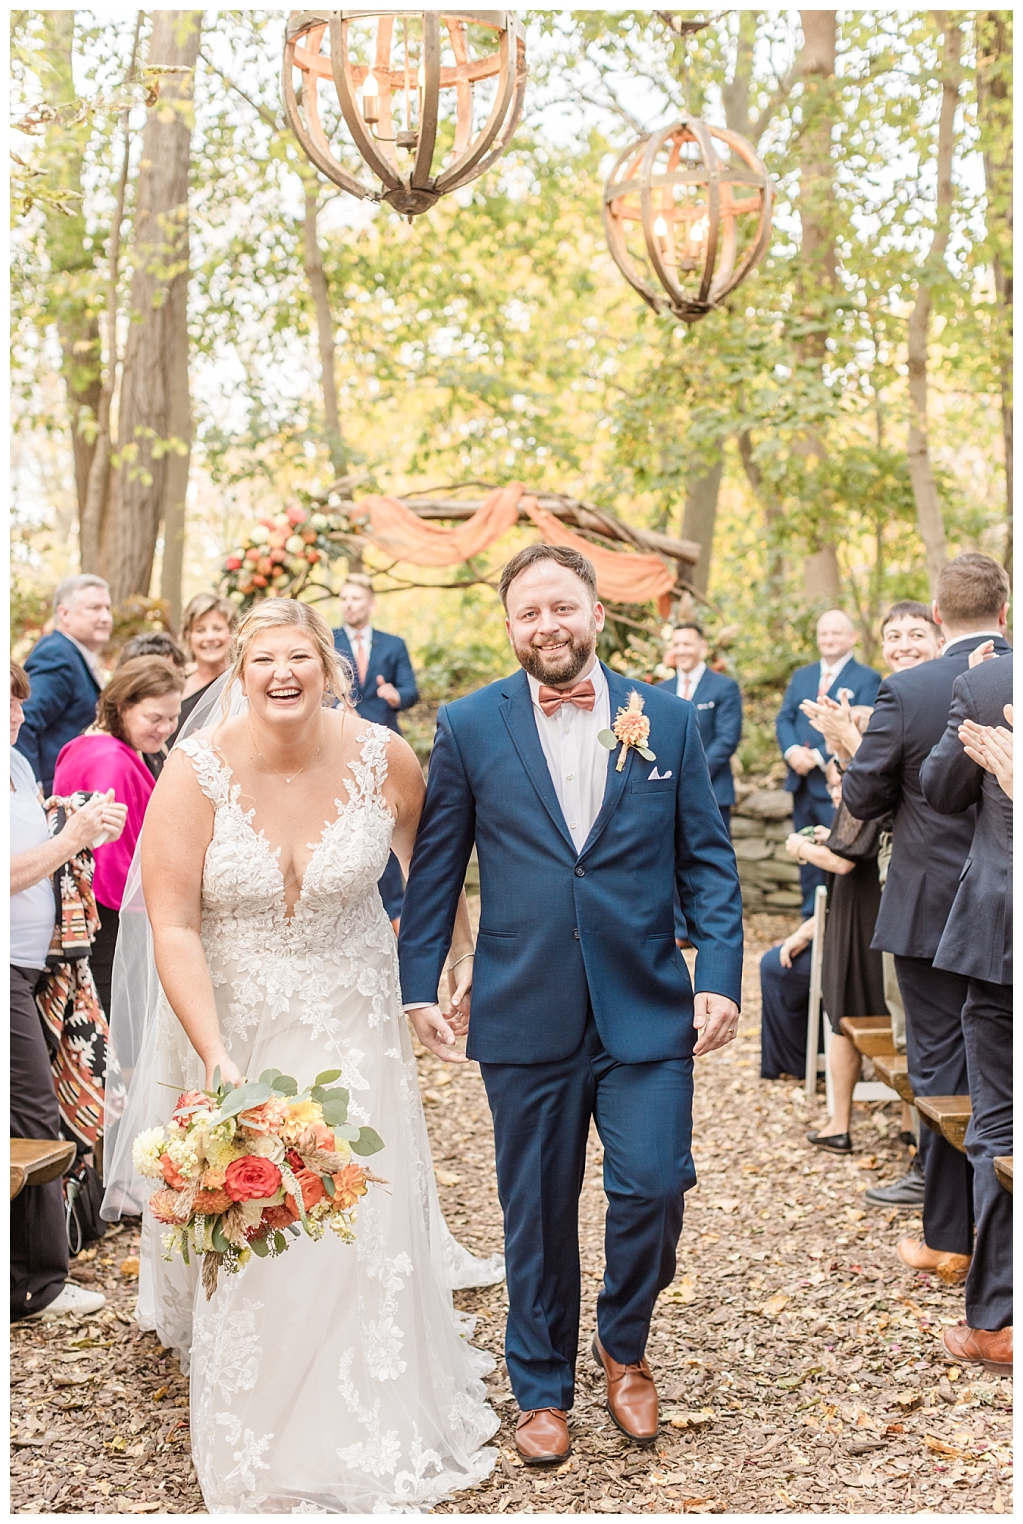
[16,574,111,794]
[333,574,419,921]
[657,623,742,831]
[775,610,881,914]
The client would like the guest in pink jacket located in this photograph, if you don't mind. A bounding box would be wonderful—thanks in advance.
[53,656,183,1015]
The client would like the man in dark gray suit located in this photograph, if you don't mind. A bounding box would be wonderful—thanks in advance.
[920,653,1012,1375]
[842,553,1011,1286]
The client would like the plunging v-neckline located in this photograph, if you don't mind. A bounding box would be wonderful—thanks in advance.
[205,742,348,922]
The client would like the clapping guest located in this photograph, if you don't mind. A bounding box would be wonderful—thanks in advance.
[785,767,886,1154]
[775,611,881,914]
[843,553,1012,1284]
[10,661,126,1321]
[52,657,183,1016]
[921,657,1013,1374]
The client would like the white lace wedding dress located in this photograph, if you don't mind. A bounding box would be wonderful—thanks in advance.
[136,727,500,1514]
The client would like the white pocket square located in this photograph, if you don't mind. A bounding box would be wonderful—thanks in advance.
[648,767,673,780]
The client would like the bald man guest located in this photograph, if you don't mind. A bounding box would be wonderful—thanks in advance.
[776,611,881,915]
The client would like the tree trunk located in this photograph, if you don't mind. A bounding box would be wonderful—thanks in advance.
[157,289,192,630]
[38,11,102,528]
[681,459,723,595]
[102,11,201,602]
[795,11,840,598]
[80,12,142,574]
[906,14,962,592]
[976,11,1012,573]
[302,182,347,479]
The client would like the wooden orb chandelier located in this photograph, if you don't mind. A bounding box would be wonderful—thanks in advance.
[283,10,527,218]
[603,117,773,324]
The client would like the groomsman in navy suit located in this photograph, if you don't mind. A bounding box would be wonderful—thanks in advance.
[658,623,742,831]
[16,574,111,793]
[399,545,743,1465]
[333,574,419,920]
[775,610,881,913]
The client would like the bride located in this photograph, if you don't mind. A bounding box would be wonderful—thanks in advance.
[105,598,501,1513]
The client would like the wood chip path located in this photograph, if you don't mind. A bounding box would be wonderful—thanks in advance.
[10,914,1012,1514]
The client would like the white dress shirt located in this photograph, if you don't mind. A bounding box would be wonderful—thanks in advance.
[526,657,610,855]
[402,658,611,1012]
[66,632,103,684]
[941,630,1003,655]
[675,661,706,702]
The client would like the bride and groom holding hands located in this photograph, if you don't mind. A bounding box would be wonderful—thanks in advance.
[117,541,742,1513]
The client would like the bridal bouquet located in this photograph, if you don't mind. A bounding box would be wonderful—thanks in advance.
[133,1069,384,1298]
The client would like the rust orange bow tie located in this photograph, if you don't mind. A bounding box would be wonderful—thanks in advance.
[537,678,596,717]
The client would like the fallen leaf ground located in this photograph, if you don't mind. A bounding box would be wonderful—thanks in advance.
[10,914,1012,1515]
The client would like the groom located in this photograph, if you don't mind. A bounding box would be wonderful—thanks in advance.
[398,545,743,1464]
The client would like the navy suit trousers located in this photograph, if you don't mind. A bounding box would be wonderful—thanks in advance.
[480,1016,695,1412]
[894,956,973,1256]
[792,789,835,915]
[961,979,1012,1330]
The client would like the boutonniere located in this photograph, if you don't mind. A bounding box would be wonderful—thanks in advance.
[598,691,656,772]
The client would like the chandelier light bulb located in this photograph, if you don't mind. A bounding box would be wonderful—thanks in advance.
[362,67,379,123]
[653,215,669,238]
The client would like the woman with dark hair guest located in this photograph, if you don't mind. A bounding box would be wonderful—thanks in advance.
[117,634,187,778]
[10,661,126,1319]
[171,592,237,742]
[52,657,183,1015]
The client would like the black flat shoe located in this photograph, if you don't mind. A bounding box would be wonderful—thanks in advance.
[806,1130,852,1154]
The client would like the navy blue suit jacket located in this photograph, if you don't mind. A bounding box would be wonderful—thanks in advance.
[657,668,742,806]
[332,627,418,733]
[398,665,744,1065]
[842,634,1012,960]
[920,655,1013,986]
[16,631,100,793]
[776,657,881,801]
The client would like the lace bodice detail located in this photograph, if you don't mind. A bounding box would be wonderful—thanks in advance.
[177,728,399,1052]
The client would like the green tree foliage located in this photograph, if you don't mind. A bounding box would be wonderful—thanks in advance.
[10,10,1009,713]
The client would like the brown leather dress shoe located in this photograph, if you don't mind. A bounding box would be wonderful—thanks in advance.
[897,1236,972,1284]
[515,1408,570,1465]
[592,1333,658,1443]
[942,1323,1013,1375]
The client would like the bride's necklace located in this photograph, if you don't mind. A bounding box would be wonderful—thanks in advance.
[247,719,325,784]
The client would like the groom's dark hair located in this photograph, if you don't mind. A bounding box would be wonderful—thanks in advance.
[499,544,598,607]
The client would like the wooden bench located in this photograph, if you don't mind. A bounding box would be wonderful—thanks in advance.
[994,1156,1013,1195]
[915,1096,972,1155]
[9,1139,77,1200]
[839,1016,897,1058]
[873,1054,915,1105]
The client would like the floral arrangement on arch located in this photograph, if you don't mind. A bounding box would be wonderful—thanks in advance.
[219,503,350,611]
[133,1068,384,1298]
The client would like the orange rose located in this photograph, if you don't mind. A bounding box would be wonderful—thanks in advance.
[159,1154,187,1190]
[149,1188,186,1225]
[224,1155,282,1203]
[332,1163,367,1211]
[285,1168,326,1216]
[193,1188,233,1215]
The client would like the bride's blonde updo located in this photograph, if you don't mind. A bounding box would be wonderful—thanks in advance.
[229,598,351,706]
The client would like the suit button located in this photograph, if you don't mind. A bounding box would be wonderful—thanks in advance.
[573,928,580,939]
[575,866,585,877]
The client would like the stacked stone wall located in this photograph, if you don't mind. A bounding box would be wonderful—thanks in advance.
[730,787,802,913]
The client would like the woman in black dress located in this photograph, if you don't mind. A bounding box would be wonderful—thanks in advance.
[170,592,236,743]
[785,770,886,1153]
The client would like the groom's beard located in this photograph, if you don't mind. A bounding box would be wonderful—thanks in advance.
[514,626,596,687]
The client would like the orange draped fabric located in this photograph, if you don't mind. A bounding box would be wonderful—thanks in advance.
[351,481,677,611]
